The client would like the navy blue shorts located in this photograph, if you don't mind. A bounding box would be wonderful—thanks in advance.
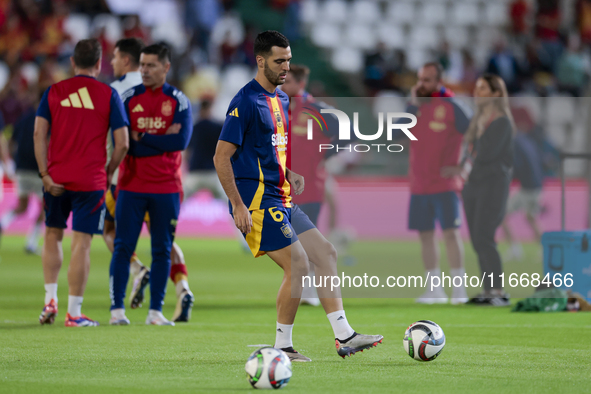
[408,191,461,232]
[291,204,317,235]
[44,189,106,235]
[297,202,322,226]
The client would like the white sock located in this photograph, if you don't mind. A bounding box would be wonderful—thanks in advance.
[175,280,190,298]
[274,322,294,349]
[427,269,442,289]
[327,310,355,341]
[130,259,143,276]
[111,308,126,319]
[67,295,83,317]
[0,211,16,229]
[44,283,58,305]
[26,223,42,249]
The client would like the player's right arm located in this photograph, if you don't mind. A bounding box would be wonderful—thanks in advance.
[215,96,253,234]
[34,86,64,196]
[214,140,251,234]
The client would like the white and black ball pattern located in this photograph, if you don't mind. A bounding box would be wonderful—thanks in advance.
[403,320,445,361]
[245,347,292,389]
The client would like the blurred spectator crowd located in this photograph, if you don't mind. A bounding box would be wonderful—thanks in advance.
[0,0,266,136]
[325,0,591,97]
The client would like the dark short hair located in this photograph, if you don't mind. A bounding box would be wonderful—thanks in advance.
[254,30,290,58]
[288,64,310,82]
[115,38,144,66]
[422,62,444,81]
[141,43,171,64]
[73,39,102,69]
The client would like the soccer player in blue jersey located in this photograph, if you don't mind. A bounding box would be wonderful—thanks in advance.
[214,31,383,361]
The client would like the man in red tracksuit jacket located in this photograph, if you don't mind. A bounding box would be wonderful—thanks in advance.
[399,62,472,305]
[109,44,192,326]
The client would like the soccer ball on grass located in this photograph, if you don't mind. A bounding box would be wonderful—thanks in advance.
[403,320,445,361]
[245,347,292,389]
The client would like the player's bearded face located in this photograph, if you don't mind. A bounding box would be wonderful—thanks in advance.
[416,77,438,97]
[263,59,286,86]
[261,46,291,86]
[415,67,439,97]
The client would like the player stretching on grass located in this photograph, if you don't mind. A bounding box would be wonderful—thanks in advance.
[109,44,192,326]
[214,31,383,361]
[106,38,194,322]
[35,39,129,326]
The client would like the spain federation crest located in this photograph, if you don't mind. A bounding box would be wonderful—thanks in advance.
[274,110,283,128]
[434,105,446,120]
[281,223,293,238]
[161,100,173,117]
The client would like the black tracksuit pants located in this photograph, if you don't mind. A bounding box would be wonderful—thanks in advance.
[462,175,511,290]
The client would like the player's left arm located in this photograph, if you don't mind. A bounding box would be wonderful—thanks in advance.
[139,92,193,152]
[286,168,304,195]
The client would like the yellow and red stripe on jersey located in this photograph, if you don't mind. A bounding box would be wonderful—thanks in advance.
[266,95,291,208]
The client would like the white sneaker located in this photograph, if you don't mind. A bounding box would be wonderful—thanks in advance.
[146,310,175,326]
[451,286,469,305]
[416,288,448,304]
[110,308,130,325]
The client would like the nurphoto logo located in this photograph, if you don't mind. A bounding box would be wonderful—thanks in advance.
[304,106,418,153]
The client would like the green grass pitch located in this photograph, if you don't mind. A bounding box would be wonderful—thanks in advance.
[0,235,589,393]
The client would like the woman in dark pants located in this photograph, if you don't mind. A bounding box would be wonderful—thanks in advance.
[443,74,514,306]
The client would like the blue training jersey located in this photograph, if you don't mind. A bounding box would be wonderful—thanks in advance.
[219,79,291,212]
